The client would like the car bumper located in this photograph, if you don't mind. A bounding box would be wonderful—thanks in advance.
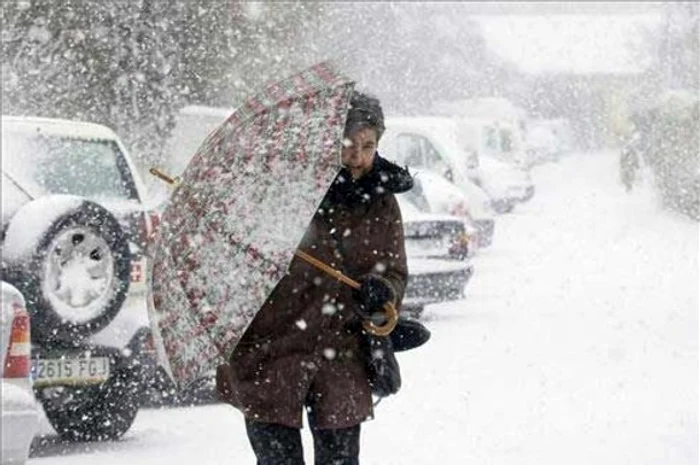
[1,380,39,465]
[404,258,474,308]
[31,328,157,396]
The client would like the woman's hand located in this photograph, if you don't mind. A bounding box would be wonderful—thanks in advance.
[353,274,395,320]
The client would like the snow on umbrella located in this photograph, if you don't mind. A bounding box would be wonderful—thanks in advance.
[148,62,356,389]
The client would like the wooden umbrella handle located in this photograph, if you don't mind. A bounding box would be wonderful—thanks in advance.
[150,167,181,186]
[294,250,398,336]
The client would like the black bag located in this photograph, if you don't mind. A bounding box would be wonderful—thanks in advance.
[361,315,430,398]
[361,331,402,398]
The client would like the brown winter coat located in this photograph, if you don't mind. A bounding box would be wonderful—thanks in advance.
[224,155,412,429]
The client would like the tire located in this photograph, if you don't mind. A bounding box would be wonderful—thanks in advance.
[4,199,130,343]
[39,368,140,442]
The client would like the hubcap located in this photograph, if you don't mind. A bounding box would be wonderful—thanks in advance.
[43,226,115,323]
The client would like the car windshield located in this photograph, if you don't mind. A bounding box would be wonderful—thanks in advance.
[2,131,136,200]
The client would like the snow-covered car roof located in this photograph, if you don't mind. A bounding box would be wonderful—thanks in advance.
[1,115,120,141]
[397,195,467,224]
[382,116,473,181]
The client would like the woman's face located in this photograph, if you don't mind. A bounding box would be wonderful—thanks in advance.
[341,126,378,179]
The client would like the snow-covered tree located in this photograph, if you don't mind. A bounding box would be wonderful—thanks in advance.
[2,0,320,175]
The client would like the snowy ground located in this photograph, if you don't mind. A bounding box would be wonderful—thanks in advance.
[29,151,698,464]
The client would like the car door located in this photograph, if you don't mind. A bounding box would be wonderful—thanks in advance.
[395,132,456,183]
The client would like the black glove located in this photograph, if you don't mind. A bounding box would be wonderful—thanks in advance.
[353,275,395,320]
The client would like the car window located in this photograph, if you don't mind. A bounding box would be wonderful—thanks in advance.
[2,132,138,200]
[397,132,454,182]
[398,176,431,213]
[396,133,424,167]
[419,136,441,167]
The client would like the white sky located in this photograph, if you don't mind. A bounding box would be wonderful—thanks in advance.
[477,14,663,74]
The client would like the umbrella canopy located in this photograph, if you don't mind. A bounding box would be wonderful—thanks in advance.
[148,62,355,388]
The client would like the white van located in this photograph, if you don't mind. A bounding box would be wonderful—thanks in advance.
[432,97,533,169]
[380,116,517,213]
[446,116,535,203]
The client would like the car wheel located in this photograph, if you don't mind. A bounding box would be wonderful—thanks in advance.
[4,199,130,343]
[39,368,139,442]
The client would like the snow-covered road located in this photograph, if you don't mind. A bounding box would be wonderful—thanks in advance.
[29,151,698,464]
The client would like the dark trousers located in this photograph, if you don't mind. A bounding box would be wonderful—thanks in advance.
[245,419,360,465]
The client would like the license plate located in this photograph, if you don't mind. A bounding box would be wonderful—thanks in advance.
[32,357,110,387]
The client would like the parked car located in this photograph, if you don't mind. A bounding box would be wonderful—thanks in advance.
[524,118,575,164]
[1,282,39,465]
[431,97,533,169]
[380,116,517,214]
[397,197,474,317]
[0,116,159,441]
[432,116,536,205]
[472,154,535,204]
[401,169,496,249]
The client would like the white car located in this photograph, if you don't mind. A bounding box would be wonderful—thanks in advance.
[472,154,535,204]
[1,116,159,441]
[524,118,575,164]
[401,169,495,249]
[1,282,39,465]
[397,198,475,317]
[431,98,533,169]
[380,116,517,214]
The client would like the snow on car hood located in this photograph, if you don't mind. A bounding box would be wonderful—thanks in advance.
[2,195,84,263]
[479,155,533,186]
[398,196,465,224]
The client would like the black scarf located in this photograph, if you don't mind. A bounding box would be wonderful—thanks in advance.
[322,153,413,209]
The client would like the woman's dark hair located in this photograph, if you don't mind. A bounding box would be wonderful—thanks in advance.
[344,91,385,140]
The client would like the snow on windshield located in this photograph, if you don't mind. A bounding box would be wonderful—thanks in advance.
[2,132,136,200]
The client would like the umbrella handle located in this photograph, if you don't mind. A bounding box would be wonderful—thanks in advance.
[294,250,398,336]
[150,167,181,186]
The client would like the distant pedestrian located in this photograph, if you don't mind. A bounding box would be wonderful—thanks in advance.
[620,135,641,192]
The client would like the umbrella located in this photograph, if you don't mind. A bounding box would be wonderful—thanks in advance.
[147,62,395,389]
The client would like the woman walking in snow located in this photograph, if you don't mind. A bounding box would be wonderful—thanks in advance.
[218,91,413,465]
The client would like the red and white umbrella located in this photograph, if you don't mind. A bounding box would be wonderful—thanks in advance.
[147,62,356,388]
